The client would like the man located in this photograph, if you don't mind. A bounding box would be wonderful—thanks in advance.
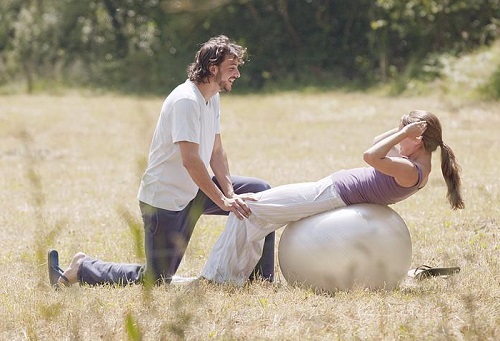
[48,35,275,287]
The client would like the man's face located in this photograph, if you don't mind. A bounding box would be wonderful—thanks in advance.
[213,56,241,92]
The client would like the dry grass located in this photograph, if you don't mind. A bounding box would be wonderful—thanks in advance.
[0,90,499,340]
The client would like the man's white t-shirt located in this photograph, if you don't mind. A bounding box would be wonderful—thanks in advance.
[138,80,221,211]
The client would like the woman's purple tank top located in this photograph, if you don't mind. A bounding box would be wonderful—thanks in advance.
[331,164,423,205]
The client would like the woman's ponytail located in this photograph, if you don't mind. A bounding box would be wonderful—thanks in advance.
[440,142,465,210]
[406,110,465,210]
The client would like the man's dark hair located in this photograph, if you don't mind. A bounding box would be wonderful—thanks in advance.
[187,35,247,83]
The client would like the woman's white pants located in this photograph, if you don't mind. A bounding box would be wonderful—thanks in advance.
[202,175,346,285]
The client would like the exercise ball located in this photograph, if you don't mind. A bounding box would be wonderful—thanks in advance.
[278,204,411,292]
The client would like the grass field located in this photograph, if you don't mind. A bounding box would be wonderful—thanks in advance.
[0,90,499,340]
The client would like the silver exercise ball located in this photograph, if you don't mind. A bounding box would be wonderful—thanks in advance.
[278,204,412,292]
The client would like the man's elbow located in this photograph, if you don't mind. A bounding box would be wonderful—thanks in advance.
[182,156,197,171]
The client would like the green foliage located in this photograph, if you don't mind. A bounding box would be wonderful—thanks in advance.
[125,311,143,341]
[117,205,145,261]
[0,0,498,93]
[481,64,500,99]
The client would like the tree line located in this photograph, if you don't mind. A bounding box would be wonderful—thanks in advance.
[0,0,498,95]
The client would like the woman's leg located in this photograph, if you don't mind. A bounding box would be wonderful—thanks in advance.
[201,213,282,285]
[202,175,275,282]
[202,176,345,284]
[246,175,344,238]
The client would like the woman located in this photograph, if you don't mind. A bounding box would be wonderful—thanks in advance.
[201,110,464,285]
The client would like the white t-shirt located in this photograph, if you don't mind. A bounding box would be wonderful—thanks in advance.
[137,80,221,211]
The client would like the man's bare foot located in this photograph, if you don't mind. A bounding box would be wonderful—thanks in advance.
[58,252,86,286]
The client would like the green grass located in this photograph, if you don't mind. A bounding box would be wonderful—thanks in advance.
[0,90,499,340]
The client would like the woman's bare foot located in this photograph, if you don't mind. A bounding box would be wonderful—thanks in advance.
[58,252,86,286]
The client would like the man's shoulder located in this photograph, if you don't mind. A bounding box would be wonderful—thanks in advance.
[167,79,197,99]
[159,81,201,119]
[166,80,201,104]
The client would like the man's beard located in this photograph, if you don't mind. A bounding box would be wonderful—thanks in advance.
[219,81,231,92]
[215,73,232,92]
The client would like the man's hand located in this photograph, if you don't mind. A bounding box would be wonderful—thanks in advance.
[221,193,257,220]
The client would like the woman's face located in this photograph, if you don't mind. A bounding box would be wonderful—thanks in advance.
[399,137,419,157]
[398,115,423,156]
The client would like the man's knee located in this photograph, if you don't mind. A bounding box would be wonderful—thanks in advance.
[248,178,271,193]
